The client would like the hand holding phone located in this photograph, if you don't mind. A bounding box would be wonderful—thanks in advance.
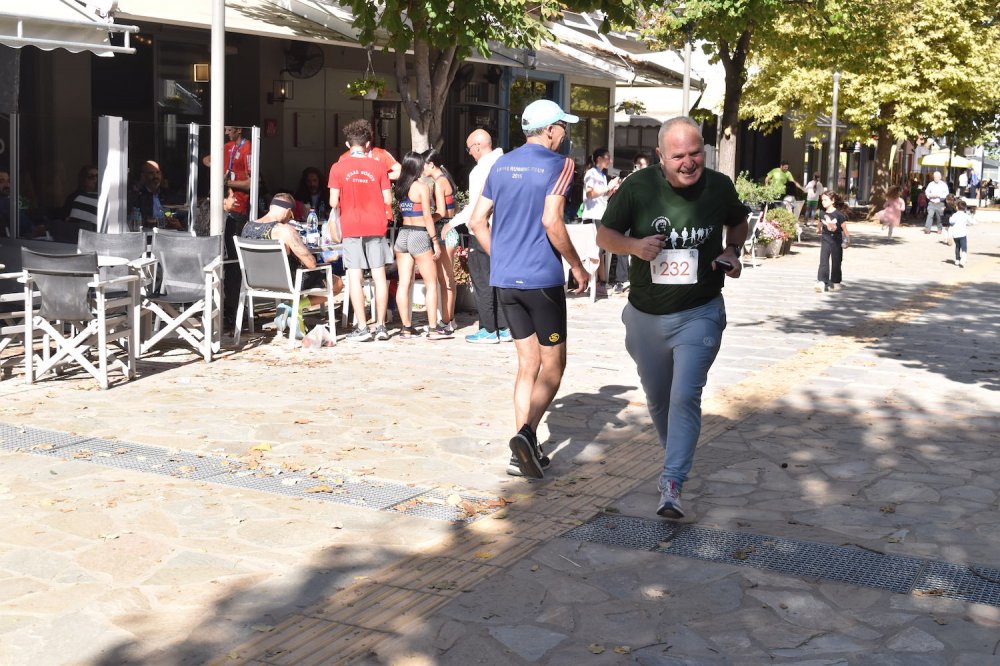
[714,259,734,272]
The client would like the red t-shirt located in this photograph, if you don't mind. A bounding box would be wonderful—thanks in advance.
[338,147,398,175]
[224,138,252,215]
[328,155,390,237]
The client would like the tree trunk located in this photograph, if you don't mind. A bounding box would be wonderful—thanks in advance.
[869,121,894,213]
[394,39,459,153]
[716,31,751,180]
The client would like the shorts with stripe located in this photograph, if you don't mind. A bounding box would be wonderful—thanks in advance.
[497,286,567,346]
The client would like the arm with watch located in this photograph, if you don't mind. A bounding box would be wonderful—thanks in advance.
[714,218,748,277]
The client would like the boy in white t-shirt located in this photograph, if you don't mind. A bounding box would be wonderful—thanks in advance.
[949,199,975,267]
[804,172,824,222]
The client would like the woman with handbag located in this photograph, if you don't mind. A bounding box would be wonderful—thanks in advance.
[815,191,850,293]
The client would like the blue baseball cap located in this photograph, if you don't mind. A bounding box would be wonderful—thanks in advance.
[521,100,579,132]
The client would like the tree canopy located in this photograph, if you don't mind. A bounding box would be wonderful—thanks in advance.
[740,0,1000,204]
[637,0,790,178]
[346,0,637,150]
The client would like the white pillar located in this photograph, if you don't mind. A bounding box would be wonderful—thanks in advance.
[209,0,225,236]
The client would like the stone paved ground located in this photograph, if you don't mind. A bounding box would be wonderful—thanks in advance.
[0,216,998,665]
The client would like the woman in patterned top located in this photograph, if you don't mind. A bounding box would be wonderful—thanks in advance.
[423,149,460,334]
[393,152,450,339]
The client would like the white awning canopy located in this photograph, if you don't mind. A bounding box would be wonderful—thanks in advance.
[115,0,358,46]
[0,1,138,56]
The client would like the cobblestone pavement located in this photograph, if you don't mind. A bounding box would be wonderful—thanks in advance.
[0,218,997,665]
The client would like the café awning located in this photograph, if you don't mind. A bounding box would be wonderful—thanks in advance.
[0,1,138,56]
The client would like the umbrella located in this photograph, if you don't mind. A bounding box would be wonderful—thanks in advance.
[920,150,974,169]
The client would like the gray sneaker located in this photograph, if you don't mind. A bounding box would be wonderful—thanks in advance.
[657,481,684,519]
[374,325,389,341]
[346,326,372,342]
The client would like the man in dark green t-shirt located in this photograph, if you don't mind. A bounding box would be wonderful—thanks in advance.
[597,116,748,520]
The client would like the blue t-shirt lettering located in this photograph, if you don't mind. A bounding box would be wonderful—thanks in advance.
[483,143,574,289]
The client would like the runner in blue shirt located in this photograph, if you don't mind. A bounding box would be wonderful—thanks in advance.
[470,99,589,479]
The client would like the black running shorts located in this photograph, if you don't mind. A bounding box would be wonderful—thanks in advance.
[496,286,567,346]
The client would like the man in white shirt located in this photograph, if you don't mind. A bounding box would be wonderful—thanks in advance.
[924,171,949,234]
[449,129,510,344]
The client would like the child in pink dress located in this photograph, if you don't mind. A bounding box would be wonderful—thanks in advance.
[877,185,907,238]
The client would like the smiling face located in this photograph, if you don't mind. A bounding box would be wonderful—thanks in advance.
[657,123,704,188]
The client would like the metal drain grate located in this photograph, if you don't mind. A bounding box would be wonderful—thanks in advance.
[0,421,498,523]
[913,562,1000,606]
[564,514,1000,607]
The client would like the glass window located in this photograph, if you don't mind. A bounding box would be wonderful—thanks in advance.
[509,78,554,149]
[569,84,611,164]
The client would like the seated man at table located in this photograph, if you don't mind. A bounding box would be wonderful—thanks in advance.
[241,193,343,337]
[127,160,184,230]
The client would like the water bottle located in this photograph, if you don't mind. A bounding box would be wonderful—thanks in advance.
[306,209,320,246]
[129,206,142,231]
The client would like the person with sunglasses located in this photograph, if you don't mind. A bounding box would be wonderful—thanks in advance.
[469,99,589,479]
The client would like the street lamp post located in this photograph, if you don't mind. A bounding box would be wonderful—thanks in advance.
[827,70,840,192]
[681,39,692,116]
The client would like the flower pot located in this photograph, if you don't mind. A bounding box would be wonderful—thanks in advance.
[363,90,379,100]
[781,238,792,254]
[761,239,783,258]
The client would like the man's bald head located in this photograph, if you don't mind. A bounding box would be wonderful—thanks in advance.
[465,129,493,162]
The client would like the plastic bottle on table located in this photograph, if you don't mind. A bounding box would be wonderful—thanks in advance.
[305,209,320,246]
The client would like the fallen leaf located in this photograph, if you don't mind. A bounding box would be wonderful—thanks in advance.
[613,646,631,654]
[293,418,311,425]
[658,541,672,549]
[306,484,335,494]
[530,564,540,572]
[446,493,463,506]
[251,625,274,633]
[250,443,272,452]
[733,546,755,560]
[587,644,605,654]
[72,449,92,459]
[879,505,896,513]
[474,551,494,560]
[33,443,54,451]
[113,447,130,455]
[428,580,457,590]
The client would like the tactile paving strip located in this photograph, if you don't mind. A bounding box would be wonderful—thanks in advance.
[0,421,496,522]
[564,514,1000,607]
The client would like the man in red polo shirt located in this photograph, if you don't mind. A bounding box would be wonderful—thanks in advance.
[203,125,253,327]
[329,119,394,342]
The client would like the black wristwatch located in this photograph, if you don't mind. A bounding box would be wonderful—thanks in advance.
[726,243,741,253]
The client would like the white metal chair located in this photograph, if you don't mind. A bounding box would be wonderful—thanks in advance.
[0,266,38,379]
[21,249,140,390]
[141,231,223,362]
[563,223,601,302]
[742,210,764,268]
[232,237,336,347]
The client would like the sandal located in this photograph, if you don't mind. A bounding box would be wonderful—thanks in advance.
[398,325,419,339]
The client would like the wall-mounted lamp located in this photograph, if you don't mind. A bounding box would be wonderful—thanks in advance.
[267,78,294,104]
[193,63,210,82]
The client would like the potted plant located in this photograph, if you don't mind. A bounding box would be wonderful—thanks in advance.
[344,76,386,100]
[754,213,791,259]
[763,206,798,254]
[735,172,769,211]
[615,98,647,116]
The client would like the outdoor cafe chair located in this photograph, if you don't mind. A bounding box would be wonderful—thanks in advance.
[21,248,140,390]
[742,210,764,269]
[0,264,38,379]
[141,231,223,362]
[232,236,336,347]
